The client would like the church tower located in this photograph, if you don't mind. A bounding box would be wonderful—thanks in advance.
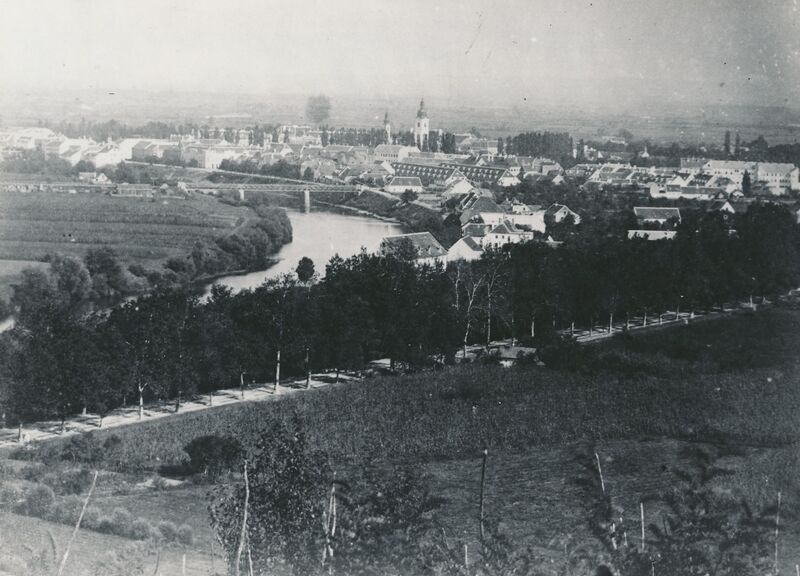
[413,98,430,151]
[384,111,392,144]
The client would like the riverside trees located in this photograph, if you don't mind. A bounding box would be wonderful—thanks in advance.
[0,203,798,427]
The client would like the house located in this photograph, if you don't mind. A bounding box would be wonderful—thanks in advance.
[379,232,447,266]
[461,221,492,241]
[447,236,484,262]
[484,221,533,248]
[442,179,475,200]
[390,162,466,187]
[702,160,758,186]
[373,144,420,163]
[385,176,424,195]
[633,207,682,226]
[460,196,506,225]
[505,203,546,232]
[544,203,581,225]
[707,199,736,215]
[441,163,513,186]
[754,163,800,194]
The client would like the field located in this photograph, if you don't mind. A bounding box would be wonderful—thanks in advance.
[7,307,800,573]
[0,190,253,276]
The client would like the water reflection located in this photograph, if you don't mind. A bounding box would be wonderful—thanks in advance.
[208,210,403,294]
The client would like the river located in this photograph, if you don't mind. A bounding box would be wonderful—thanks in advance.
[207,209,404,293]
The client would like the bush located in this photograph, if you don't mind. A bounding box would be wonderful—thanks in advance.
[130,517,157,541]
[60,434,104,464]
[177,524,194,546]
[43,467,93,495]
[19,484,55,519]
[184,435,242,479]
[0,485,24,509]
[53,494,85,524]
[20,463,46,483]
[157,520,179,543]
[95,515,116,534]
[110,507,134,536]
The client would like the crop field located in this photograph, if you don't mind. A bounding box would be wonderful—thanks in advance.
[0,190,252,267]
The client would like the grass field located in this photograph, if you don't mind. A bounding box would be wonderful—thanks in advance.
[0,190,253,276]
[10,307,800,573]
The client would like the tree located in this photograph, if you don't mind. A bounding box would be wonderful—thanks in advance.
[724,130,732,156]
[401,189,418,204]
[742,170,752,195]
[497,137,504,155]
[295,257,316,284]
[305,95,332,126]
[302,166,315,181]
[209,419,330,575]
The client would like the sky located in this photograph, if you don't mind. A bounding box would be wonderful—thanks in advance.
[1,0,799,110]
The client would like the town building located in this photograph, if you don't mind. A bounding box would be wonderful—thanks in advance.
[447,236,484,262]
[373,144,420,163]
[413,99,430,151]
[379,232,447,266]
[385,176,424,195]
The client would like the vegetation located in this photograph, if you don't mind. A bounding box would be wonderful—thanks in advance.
[0,189,291,305]
[1,202,797,434]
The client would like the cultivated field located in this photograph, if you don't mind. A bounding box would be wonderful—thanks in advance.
[0,190,252,271]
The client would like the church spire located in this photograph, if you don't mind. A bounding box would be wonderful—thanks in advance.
[416,98,427,119]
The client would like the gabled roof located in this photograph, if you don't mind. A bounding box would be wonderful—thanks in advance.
[462,222,490,237]
[545,203,572,217]
[452,236,483,252]
[381,232,447,259]
[388,176,423,188]
[488,222,521,235]
[464,196,502,213]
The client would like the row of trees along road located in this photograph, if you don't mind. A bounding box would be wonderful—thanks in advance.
[0,204,798,429]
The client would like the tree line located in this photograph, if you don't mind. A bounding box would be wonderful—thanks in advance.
[0,203,797,431]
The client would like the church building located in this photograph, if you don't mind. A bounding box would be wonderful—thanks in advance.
[413,98,430,151]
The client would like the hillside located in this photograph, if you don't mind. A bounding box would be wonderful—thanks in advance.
[8,307,798,573]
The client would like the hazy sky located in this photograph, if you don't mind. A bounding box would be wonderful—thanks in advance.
[1,0,799,109]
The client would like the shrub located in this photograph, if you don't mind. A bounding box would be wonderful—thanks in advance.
[53,494,84,524]
[110,507,134,536]
[130,518,157,541]
[0,485,24,509]
[60,434,104,464]
[184,435,242,479]
[177,524,194,546]
[20,463,46,483]
[19,484,55,519]
[43,467,93,495]
[157,520,179,543]
[95,515,116,534]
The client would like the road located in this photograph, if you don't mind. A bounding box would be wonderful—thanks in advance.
[0,294,785,449]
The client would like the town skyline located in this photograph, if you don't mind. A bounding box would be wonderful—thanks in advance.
[1,0,799,111]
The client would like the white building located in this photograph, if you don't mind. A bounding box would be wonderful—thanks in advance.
[447,236,484,262]
[373,144,420,163]
[754,163,800,194]
[702,160,757,186]
[385,176,424,194]
[413,98,430,150]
